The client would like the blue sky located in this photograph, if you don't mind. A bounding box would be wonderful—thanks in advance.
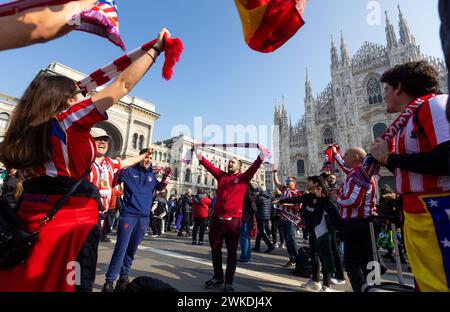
[0,0,444,146]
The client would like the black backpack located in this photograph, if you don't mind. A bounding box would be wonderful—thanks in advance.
[293,247,312,278]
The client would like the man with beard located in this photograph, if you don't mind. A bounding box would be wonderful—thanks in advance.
[102,148,171,292]
[90,128,154,242]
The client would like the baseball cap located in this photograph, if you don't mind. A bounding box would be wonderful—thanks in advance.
[90,128,112,139]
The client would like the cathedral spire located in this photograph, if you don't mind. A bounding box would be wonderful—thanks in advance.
[385,10,397,50]
[330,35,339,69]
[340,30,350,66]
[305,68,313,103]
[398,5,414,45]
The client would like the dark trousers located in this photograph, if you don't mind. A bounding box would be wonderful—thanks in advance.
[343,219,374,292]
[208,216,241,284]
[166,212,175,231]
[281,219,298,262]
[105,216,149,283]
[309,234,331,287]
[179,212,191,235]
[331,230,345,280]
[254,219,273,249]
[271,216,285,245]
[193,217,207,242]
[151,217,163,235]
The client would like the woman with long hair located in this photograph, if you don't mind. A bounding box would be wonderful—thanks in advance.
[0,28,171,292]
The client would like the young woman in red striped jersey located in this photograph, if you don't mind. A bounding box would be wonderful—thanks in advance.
[0,28,171,292]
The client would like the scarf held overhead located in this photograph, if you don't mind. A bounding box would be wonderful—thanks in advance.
[0,0,125,50]
[77,36,184,93]
[234,0,308,53]
[182,143,272,165]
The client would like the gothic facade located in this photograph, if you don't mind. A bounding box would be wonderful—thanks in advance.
[274,6,448,189]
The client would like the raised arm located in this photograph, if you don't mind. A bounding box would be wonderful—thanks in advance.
[92,28,170,114]
[272,168,283,189]
[240,155,263,183]
[0,0,97,51]
[196,151,223,180]
[121,149,154,169]
[332,146,352,175]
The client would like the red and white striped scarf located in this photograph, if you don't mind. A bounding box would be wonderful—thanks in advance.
[182,143,272,165]
[0,0,125,50]
[356,94,434,187]
[77,36,184,93]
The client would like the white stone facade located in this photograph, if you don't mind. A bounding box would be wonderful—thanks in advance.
[0,62,160,159]
[274,7,448,190]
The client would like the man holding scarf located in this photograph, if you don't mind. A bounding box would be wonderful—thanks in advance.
[371,61,450,292]
[194,145,270,292]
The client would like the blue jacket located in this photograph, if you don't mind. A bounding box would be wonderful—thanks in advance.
[118,164,165,217]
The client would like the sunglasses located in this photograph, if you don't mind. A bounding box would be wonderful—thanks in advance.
[71,89,87,98]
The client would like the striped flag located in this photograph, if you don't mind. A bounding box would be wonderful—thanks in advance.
[0,0,124,50]
[234,0,308,53]
[78,0,125,51]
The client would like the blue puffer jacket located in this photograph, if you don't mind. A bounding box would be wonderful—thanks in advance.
[256,191,273,220]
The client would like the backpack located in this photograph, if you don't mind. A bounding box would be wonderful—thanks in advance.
[293,247,312,278]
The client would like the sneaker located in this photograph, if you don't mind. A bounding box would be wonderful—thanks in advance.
[280,243,286,249]
[264,245,275,253]
[273,243,280,248]
[102,282,114,292]
[300,279,322,291]
[198,241,204,246]
[177,232,183,237]
[330,278,346,285]
[192,241,197,245]
[320,285,333,292]
[151,234,158,238]
[224,283,235,292]
[205,277,224,289]
[237,259,251,263]
[115,277,129,292]
[283,260,296,268]
[251,247,261,252]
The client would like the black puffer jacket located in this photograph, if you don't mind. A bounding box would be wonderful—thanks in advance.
[255,191,273,221]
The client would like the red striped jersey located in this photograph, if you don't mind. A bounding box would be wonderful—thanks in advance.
[393,94,450,194]
[334,151,377,220]
[33,98,107,180]
[336,174,377,221]
[279,184,302,212]
[89,157,121,212]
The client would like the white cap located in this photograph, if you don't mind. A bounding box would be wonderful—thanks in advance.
[90,127,111,139]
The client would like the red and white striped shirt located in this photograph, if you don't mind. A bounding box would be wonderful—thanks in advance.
[33,98,107,179]
[393,94,450,195]
[335,153,377,220]
[90,157,121,211]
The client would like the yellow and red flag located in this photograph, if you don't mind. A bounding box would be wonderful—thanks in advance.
[234,0,308,53]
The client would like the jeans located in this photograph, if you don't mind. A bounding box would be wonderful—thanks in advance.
[343,219,375,292]
[239,221,252,261]
[192,217,207,242]
[209,216,241,284]
[281,219,298,262]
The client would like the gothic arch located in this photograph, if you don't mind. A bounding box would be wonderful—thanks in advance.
[364,73,383,105]
[323,126,334,145]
